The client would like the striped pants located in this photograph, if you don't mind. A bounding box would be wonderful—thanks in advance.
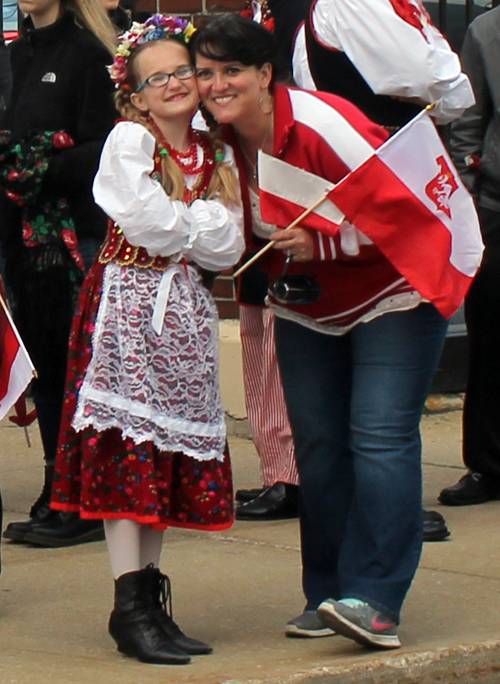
[239,305,299,486]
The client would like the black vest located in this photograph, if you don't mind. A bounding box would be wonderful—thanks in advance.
[304,1,421,127]
[268,0,310,77]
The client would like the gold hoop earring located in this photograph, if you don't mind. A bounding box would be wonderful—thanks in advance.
[259,92,274,115]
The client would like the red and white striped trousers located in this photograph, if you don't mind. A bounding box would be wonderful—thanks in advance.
[239,305,299,486]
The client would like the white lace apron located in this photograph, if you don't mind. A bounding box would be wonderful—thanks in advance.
[72,261,226,461]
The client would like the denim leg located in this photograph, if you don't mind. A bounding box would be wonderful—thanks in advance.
[338,304,448,621]
[275,304,447,620]
[275,317,355,610]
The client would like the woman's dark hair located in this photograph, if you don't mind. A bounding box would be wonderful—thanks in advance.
[190,14,281,79]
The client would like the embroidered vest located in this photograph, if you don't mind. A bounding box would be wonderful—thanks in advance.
[98,220,171,271]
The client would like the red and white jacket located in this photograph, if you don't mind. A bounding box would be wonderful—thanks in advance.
[227,85,423,335]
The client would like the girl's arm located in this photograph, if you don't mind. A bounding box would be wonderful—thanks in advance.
[93,122,244,268]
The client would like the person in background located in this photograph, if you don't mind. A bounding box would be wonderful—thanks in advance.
[439,5,500,506]
[233,0,301,524]
[0,0,117,548]
[49,16,243,664]
[0,30,11,575]
[0,31,11,115]
[102,0,131,33]
[291,0,476,543]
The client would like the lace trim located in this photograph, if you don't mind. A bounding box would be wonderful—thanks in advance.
[73,262,226,461]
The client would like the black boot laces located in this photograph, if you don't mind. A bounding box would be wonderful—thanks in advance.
[155,570,183,638]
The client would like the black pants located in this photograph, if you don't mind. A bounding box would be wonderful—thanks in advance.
[463,206,500,480]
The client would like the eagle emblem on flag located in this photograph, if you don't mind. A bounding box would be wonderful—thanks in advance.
[425,155,459,220]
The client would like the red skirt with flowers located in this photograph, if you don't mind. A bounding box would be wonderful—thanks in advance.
[50,260,234,531]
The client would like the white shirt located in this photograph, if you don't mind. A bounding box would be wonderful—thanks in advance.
[93,121,245,272]
[292,0,475,125]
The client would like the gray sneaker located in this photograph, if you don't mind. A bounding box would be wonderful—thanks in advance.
[317,599,401,649]
[285,610,336,638]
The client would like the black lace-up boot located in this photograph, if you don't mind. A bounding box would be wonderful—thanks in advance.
[108,567,191,665]
[143,563,213,655]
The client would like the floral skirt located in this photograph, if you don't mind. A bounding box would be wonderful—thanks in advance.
[50,261,234,531]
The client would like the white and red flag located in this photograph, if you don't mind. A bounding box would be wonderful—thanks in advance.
[0,289,36,421]
[258,109,483,318]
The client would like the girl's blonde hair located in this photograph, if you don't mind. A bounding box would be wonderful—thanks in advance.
[64,0,117,55]
[115,39,240,206]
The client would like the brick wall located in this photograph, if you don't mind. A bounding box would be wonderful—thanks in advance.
[135,0,247,23]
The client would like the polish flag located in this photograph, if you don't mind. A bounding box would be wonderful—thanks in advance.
[258,152,345,236]
[258,108,483,318]
[0,291,36,421]
[328,110,483,318]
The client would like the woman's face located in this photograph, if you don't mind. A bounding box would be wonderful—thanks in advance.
[195,55,272,128]
[18,0,61,26]
[131,41,198,125]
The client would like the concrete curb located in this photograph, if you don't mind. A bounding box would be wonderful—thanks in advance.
[221,640,500,684]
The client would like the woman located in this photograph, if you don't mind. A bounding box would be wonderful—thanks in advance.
[0,0,117,547]
[192,14,450,649]
[50,16,244,664]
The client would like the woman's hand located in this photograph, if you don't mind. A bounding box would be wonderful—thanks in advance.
[270,227,315,262]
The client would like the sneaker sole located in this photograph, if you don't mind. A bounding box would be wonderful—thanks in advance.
[317,603,401,649]
[285,624,336,638]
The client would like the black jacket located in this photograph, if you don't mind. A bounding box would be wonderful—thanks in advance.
[0,12,117,242]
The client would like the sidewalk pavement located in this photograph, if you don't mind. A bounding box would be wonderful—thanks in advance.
[1,406,500,684]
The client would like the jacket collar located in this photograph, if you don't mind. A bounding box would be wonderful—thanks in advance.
[272,84,295,157]
[22,12,77,47]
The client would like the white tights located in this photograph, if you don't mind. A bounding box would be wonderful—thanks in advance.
[104,519,164,579]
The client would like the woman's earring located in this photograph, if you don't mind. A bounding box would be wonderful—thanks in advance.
[259,92,274,115]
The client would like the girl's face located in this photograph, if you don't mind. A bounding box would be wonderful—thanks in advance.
[18,0,61,26]
[131,41,198,125]
[195,55,272,128]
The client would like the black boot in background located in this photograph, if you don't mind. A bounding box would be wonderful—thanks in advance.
[2,464,58,542]
[108,567,191,665]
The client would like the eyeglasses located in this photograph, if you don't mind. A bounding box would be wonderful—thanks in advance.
[135,65,195,93]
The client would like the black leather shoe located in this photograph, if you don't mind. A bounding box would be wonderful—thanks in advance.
[438,471,500,506]
[236,482,299,521]
[235,487,266,504]
[3,502,59,542]
[3,465,57,542]
[22,513,105,547]
[423,509,450,542]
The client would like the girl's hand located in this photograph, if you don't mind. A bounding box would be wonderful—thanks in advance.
[270,227,315,262]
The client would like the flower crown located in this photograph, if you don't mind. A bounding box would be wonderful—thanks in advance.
[109,14,196,87]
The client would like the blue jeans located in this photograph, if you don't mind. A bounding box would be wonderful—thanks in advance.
[275,304,448,622]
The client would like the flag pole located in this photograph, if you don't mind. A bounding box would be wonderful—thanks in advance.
[233,191,331,278]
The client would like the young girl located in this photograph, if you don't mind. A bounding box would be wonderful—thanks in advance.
[50,15,244,665]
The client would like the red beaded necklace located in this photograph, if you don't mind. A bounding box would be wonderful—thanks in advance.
[148,117,217,204]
